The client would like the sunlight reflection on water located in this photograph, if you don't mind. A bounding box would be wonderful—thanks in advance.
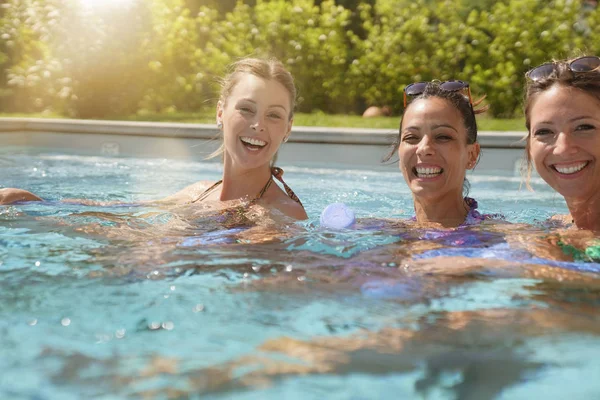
[2,149,599,399]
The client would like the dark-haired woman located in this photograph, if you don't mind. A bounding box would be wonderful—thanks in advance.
[386,80,493,228]
[321,80,498,231]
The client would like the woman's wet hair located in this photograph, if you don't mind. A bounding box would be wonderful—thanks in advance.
[209,57,296,163]
[523,58,600,184]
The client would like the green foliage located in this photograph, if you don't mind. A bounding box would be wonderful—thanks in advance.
[349,0,487,112]
[183,0,241,14]
[257,0,356,112]
[1,0,599,118]
[57,2,153,117]
[138,0,208,114]
[206,0,357,112]
[350,0,596,116]
[469,0,588,116]
[0,0,68,112]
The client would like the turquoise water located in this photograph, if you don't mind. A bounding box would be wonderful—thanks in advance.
[2,148,600,399]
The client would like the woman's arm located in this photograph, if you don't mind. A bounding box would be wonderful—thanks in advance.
[0,188,43,205]
[275,199,308,220]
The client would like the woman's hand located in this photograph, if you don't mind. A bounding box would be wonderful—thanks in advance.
[0,188,43,205]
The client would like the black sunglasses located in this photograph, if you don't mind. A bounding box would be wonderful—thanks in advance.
[526,56,600,82]
[403,80,472,107]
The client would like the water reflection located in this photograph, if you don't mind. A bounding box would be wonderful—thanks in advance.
[4,156,600,398]
[39,306,599,399]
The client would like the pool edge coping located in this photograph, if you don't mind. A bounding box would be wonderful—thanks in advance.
[0,117,527,148]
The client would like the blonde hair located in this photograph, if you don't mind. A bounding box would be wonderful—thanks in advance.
[210,57,296,162]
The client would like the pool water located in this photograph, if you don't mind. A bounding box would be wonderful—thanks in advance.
[2,148,600,399]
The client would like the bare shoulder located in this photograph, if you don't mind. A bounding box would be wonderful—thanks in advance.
[158,181,215,205]
[263,189,308,220]
[276,197,308,220]
[0,188,43,205]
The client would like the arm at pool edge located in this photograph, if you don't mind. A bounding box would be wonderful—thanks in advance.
[0,188,43,205]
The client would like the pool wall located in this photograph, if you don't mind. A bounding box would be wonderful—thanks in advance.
[0,118,527,173]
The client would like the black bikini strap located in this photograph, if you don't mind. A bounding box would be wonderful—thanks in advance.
[191,175,273,204]
[271,167,304,208]
[191,180,222,204]
[256,175,274,200]
[191,168,301,207]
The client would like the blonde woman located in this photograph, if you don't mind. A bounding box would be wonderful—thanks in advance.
[1,58,307,222]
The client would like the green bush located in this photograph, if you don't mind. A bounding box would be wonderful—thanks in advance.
[137,0,207,114]
[1,0,600,118]
[0,0,70,113]
[349,0,478,113]
[469,0,587,117]
[206,0,356,113]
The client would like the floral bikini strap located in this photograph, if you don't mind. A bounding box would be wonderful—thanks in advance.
[271,167,304,208]
[463,196,485,223]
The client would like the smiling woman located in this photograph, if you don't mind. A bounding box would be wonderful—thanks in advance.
[142,57,307,221]
[383,81,492,228]
[524,55,600,231]
[0,58,307,222]
[216,74,292,173]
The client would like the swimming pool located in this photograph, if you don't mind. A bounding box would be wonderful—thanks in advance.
[2,137,600,398]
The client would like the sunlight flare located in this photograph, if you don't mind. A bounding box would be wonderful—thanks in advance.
[78,0,136,10]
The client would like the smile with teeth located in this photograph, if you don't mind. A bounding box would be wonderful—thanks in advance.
[414,166,443,178]
[552,161,589,175]
[240,136,267,149]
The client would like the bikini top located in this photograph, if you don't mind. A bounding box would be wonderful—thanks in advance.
[191,167,303,206]
[557,240,600,263]
[463,197,494,225]
[411,197,500,227]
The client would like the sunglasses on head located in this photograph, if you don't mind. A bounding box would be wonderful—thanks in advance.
[526,55,600,82]
[403,80,472,107]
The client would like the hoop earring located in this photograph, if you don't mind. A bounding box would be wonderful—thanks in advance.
[217,121,223,129]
